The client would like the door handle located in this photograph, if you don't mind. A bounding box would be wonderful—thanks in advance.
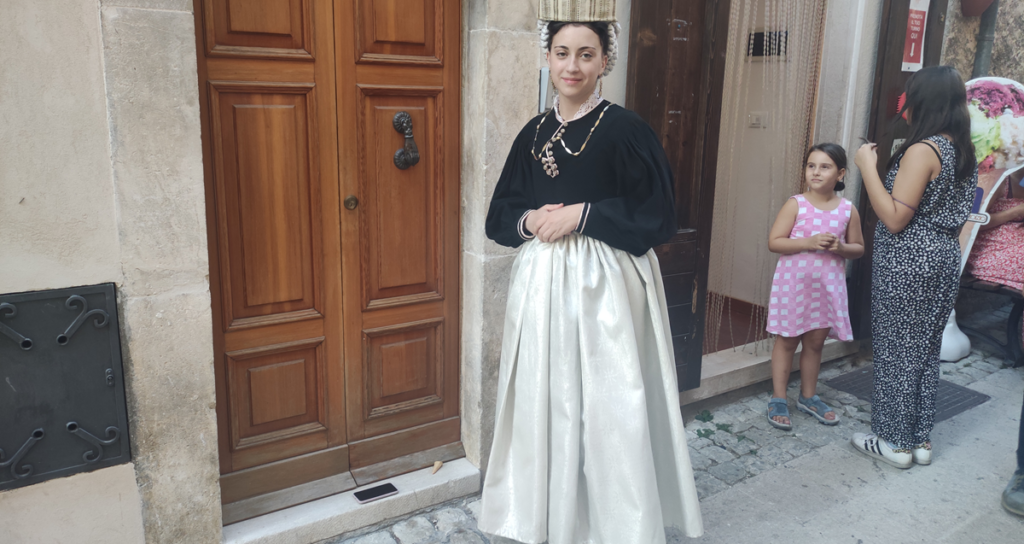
[392,111,420,170]
[344,195,359,210]
[692,278,699,314]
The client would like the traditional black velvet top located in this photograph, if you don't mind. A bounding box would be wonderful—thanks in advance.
[485,102,676,256]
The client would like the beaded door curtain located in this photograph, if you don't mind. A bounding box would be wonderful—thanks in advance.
[704,0,826,354]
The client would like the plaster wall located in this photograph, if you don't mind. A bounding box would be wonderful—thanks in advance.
[459,0,632,471]
[0,0,122,293]
[0,3,144,542]
[813,0,884,211]
[942,0,1024,83]
[0,1,220,543]
[0,464,146,543]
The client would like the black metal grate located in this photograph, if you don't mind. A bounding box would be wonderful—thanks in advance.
[0,283,130,491]
[824,365,991,423]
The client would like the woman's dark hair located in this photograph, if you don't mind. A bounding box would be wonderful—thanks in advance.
[886,65,977,180]
[805,142,848,192]
[545,21,610,55]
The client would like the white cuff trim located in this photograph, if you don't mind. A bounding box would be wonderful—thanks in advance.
[574,203,591,234]
[517,209,536,240]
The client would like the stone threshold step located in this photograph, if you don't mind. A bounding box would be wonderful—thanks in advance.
[681,339,862,406]
[222,457,481,544]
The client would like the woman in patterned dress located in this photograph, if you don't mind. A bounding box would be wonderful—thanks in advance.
[852,66,977,468]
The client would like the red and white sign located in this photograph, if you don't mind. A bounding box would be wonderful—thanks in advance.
[902,0,929,72]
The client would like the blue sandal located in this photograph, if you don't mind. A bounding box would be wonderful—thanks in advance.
[797,394,840,425]
[766,398,792,430]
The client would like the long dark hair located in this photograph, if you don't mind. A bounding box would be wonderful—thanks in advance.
[886,65,977,180]
[804,142,848,191]
[545,21,610,54]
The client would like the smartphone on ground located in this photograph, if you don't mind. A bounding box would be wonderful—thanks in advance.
[354,483,399,504]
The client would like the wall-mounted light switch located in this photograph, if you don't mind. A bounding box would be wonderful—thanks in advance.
[748,111,769,129]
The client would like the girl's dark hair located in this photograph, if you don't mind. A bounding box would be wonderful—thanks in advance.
[805,142,848,192]
[886,65,977,180]
[545,21,610,55]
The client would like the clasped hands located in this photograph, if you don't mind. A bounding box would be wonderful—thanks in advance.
[525,203,585,243]
[807,233,842,253]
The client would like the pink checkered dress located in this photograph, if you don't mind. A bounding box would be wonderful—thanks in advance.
[766,194,853,341]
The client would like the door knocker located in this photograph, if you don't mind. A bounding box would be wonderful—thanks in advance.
[392,112,420,170]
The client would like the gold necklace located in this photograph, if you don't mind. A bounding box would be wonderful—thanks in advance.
[530,103,612,178]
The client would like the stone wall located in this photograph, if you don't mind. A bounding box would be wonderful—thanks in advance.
[460,0,541,472]
[0,1,221,543]
[989,0,1024,82]
[942,0,1024,82]
[99,4,221,540]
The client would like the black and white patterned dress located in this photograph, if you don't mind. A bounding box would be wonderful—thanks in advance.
[871,135,976,449]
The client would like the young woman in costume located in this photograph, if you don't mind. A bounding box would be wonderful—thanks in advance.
[852,65,977,468]
[765,143,864,430]
[478,2,703,542]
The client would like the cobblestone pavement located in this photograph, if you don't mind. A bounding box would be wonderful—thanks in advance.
[321,304,1019,544]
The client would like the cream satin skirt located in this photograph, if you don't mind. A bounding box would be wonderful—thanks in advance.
[478,235,703,544]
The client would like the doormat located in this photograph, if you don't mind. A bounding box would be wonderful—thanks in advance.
[823,365,991,424]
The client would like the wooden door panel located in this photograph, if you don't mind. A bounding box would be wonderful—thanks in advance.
[225,338,327,469]
[223,317,324,353]
[373,0,426,43]
[358,88,443,308]
[655,232,701,388]
[661,269,696,305]
[361,319,445,436]
[367,320,441,407]
[220,445,350,504]
[209,83,322,329]
[338,0,460,454]
[354,0,441,63]
[197,0,346,491]
[204,0,313,59]
[627,0,729,390]
[348,416,459,468]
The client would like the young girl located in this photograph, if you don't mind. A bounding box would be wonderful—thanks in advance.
[765,143,865,430]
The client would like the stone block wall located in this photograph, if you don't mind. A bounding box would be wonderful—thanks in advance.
[460,0,542,472]
[0,1,221,543]
[99,3,221,542]
[942,0,1024,82]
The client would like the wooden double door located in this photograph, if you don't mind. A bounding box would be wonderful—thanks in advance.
[192,0,461,519]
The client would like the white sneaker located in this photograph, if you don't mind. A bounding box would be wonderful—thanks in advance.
[912,442,931,465]
[851,433,912,469]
